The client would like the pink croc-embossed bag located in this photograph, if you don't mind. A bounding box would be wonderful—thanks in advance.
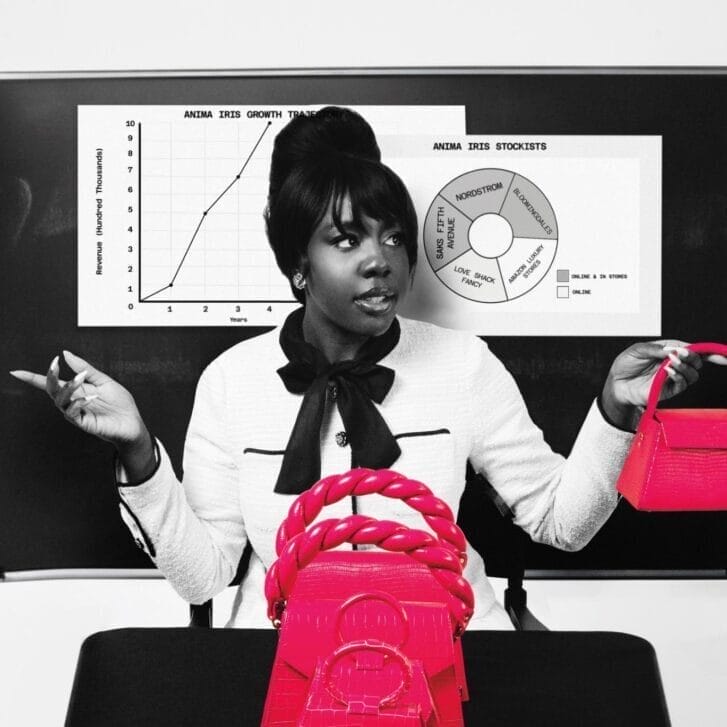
[261,468,475,726]
[617,342,727,510]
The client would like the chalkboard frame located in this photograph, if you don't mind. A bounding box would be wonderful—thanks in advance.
[2,68,727,581]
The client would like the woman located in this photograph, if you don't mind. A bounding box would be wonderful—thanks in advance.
[11,107,710,628]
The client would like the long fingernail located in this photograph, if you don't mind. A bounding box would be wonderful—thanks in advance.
[73,370,88,385]
[676,347,689,359]
[81,394,99,403]
[668,352,680,366]
[51,355,59,371]
[665,365,677,377]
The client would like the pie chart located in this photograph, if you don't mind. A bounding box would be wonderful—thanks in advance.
[423,169,558,303]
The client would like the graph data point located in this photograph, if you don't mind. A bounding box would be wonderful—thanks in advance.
[236,175,240,179]
[203,211,207,216]
[168,284,173,288]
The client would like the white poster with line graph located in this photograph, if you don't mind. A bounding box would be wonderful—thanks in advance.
[77,105,465,326]
[380,134,662,336]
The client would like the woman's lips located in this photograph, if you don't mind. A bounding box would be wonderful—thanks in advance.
[354,289,397,315]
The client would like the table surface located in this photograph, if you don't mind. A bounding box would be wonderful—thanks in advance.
[65,628,670,726]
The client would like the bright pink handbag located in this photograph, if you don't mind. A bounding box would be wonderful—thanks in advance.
[617,342,727,510]
[260,468,475,726]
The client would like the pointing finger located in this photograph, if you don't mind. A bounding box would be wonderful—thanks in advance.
[9,369,49,391]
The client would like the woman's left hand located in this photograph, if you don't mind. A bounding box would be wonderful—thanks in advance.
[600,340,727,430]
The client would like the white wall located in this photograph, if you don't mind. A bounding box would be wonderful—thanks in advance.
[1,0,726,72]
[2,2,727,725]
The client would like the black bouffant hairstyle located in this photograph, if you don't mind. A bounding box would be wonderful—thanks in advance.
[264,107,418,304]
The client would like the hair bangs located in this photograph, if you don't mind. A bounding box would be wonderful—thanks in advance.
[327,157,418,267]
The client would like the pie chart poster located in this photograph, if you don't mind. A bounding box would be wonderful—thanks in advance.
[384,135,660,337]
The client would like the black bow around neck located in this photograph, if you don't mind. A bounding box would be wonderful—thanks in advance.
[274,307,401,494]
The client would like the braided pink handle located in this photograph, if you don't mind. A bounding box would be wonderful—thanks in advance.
[645,342,727,416]
[265,514,475,636]
[275,468,467,562]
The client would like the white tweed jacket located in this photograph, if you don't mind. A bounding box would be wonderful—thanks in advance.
[118,316,633,629]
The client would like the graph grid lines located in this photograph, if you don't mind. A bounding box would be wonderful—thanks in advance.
[138,120,293,304]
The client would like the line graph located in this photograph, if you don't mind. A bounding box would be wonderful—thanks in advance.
[140,121,275,303]
[136,116,294,309]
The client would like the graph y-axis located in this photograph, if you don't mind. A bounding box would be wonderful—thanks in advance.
[138,122,142,304]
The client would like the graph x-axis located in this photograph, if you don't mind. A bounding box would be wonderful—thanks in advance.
[139,299,295,304]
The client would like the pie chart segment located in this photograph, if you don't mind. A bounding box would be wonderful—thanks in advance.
[498,174,558,241]
[423,197,474,272]
[499,237,558,300]
[435,250,506,303]
[439,169,515,220]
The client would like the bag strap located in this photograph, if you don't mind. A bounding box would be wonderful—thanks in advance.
[264,513,475,637]
[275,468,467,563]
[645,342,727,416]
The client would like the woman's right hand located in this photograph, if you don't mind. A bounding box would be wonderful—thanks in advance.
[11,350,150,452]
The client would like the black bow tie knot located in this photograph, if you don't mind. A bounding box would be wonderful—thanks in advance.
[274,308,401,494]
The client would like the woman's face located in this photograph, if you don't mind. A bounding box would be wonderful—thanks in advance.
[301,196,413,359]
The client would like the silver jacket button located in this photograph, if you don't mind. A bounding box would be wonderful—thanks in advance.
[335,431,348,447]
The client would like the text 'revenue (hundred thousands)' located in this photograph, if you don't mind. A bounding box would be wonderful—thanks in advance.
[95,147,103,275]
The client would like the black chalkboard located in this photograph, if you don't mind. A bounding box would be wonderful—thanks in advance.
[2,72,726,575]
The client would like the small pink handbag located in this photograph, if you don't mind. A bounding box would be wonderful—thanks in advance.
[261,468,475,726]
[617,342,727,510]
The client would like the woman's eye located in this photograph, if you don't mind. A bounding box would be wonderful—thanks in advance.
[384,232,403,246]
[333,236,357,249]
